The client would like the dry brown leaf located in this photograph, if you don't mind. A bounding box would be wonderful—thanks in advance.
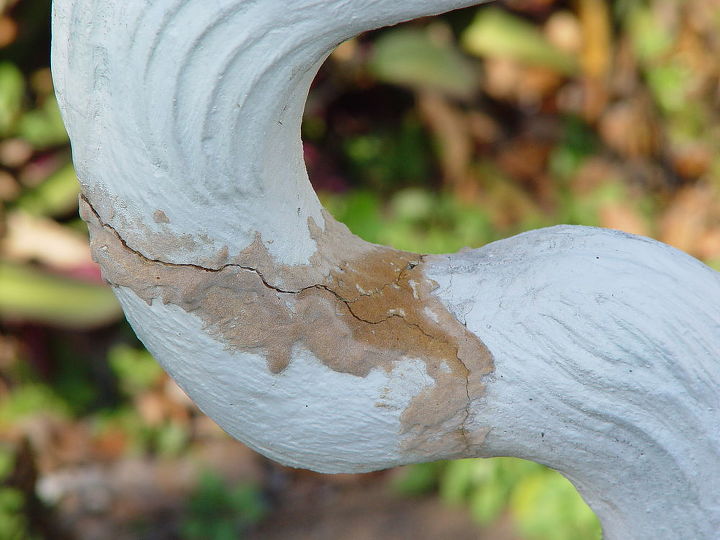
[599,99,660,158]
[485,57,564,107]
[92,428,129,461]
[417,91,479,200]
[671,144,712,181]
[467,110,500,145]
[482,177,540,228]
[576,0,612,120]
[572,157,624,195]
[545,11,582,55]
[660,184,715,254]
[497,137,552,183]
[697,229,720,261]
[0,170,20,200]
[0,15,17,48]
[0,139,32,168]
[136,392,166,426]
[1,211,93,269]
[599,203,649,237]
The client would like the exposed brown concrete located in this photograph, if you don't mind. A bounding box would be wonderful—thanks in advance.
[80,194,493,460]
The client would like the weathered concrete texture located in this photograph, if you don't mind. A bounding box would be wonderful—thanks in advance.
[80,195,493,461]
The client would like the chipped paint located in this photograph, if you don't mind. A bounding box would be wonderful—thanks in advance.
[153,210,170,223]
[80,194,493,459]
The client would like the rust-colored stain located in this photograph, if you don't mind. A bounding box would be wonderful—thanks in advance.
[80,195,494,461]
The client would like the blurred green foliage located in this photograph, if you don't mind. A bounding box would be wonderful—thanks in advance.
[17,95,67,149]
[370,27,478,99]
[0,383,69,428]
[445,459,599,540]
[109,344,163,396]
[395,458,600,540]
[180,471,267,540]
[0,62,24,136]
[16,163,79,217]
[0,446,34,540]
[462,8,577,75]
[341,114,433,192]
[0,262,120,328]
[323,188,496,253]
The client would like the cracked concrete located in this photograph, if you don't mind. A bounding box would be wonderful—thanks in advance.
[80,194,493,461]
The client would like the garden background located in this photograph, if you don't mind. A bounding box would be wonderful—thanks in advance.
[1,0,719,538]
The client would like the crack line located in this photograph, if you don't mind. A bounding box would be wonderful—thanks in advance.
[83,194,477,452]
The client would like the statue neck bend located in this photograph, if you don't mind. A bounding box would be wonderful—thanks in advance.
[52,0,482,268]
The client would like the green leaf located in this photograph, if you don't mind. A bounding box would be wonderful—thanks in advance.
[510,470,601,540]
[391,188,434,221]
[108,345,163,395]
[439,459,477,504]
[181,471,267,540]
[0,384,70,426]
[0,63,25,136]
[327,190,383,242]
[645,63,692,116]
[17,95,69,148]
[370,28,478,99]
[15,163,80,217]
[468,483,507,525]
[341,114,432,192]
[462,8,578,75]
[626,6,674,63]
[0,447,14,480]
[154,422,189,457]
[391,462,445,496]
[0,487,28,540]
[0,262,121,328]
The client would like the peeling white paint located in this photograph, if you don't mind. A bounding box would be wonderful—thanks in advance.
[51,0,480,268]
[115,287,436,473]
[423,306,440,323]
[427,226,720,538]
[409,279,420,299]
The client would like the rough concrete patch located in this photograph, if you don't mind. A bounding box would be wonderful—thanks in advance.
[80,194,494,461]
